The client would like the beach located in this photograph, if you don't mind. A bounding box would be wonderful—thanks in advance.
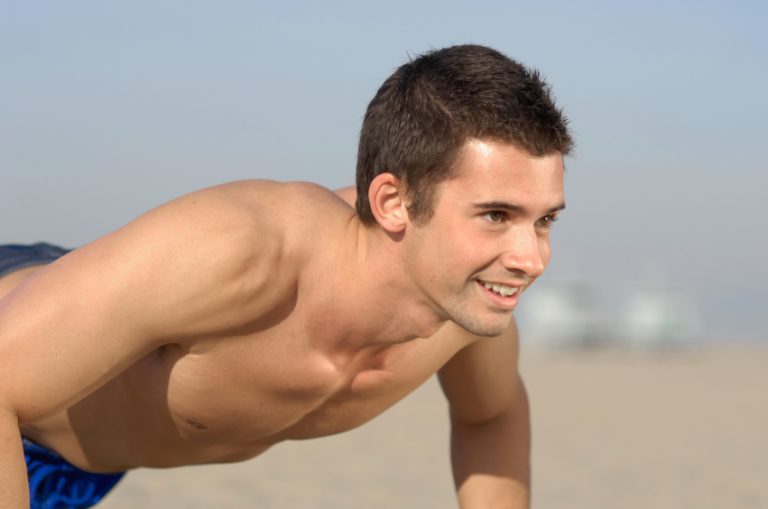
[100,343,768,508]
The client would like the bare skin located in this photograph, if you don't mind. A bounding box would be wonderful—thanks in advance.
[0,139,564,508]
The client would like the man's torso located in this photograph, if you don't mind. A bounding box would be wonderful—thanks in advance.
[4,182,477,473]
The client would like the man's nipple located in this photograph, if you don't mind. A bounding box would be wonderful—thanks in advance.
[186,419,209,431]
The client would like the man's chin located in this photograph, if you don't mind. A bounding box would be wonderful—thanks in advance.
[451,314,512,337]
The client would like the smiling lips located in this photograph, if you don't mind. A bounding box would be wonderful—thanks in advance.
[478,280,520,297]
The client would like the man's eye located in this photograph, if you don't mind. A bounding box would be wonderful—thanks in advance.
[484,211,506,223]
[538,215,559,228]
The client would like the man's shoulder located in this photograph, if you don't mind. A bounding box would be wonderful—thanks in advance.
[72,180,350,339]
[173,180,356,267]
[102,179,354,287]
[145,180,351,240]
[189,179,353,222]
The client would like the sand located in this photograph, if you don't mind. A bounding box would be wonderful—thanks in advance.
[99,343,768,508]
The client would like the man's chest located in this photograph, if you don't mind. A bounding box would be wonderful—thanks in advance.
[154,326,468,443]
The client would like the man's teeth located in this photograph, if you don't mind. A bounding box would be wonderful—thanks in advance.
[482,282,518,297]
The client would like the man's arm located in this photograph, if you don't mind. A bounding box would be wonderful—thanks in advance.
[0,406,27,508]
[438,319,531,509]
[0,181,289,507]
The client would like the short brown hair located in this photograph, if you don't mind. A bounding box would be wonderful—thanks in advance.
[355,44,573,225]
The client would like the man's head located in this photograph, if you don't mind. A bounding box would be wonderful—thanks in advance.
[355,44,572,226]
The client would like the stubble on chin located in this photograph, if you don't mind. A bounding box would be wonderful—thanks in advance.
[455,318,511,337]
[447,304,513,338]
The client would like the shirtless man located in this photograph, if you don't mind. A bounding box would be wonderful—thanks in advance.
[0,44,572,509]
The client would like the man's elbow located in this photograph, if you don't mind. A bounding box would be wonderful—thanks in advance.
[0,400,21,432]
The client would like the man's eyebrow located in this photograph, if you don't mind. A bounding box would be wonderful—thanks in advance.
[471,201,566,214]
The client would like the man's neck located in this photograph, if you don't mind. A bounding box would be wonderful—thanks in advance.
[306,219,447,357]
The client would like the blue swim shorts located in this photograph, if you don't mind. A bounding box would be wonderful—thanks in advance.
[0,242,71,278]
[24,438,125,509]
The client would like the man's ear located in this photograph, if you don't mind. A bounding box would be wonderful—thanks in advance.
[368,173,408,233]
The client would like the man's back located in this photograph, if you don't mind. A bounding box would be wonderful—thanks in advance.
[3,180,474,473]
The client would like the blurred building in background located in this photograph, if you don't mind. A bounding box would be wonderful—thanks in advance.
[517,283,700,349]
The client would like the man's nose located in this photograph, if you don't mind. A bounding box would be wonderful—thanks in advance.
[500,228,546,279]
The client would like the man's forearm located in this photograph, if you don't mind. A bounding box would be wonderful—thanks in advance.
[450,388,531,509]
[0,407,28,509]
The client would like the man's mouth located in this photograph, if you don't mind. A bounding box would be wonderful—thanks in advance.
[477,279,520,298]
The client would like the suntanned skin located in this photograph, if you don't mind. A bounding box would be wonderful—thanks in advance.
[0,139,563,508]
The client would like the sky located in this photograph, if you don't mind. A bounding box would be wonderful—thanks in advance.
[2,1,766,340]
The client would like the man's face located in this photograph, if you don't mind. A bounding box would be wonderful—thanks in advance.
[402,139,565,337]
